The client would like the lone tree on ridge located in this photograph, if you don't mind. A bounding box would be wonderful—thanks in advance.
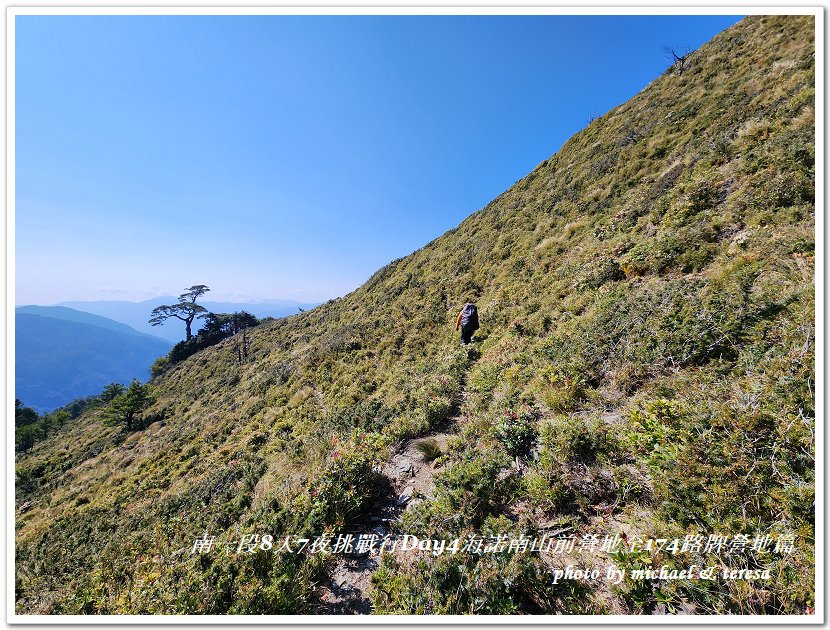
[149,284,210,341]
[663,45,692,75]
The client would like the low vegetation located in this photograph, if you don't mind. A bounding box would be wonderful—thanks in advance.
[15,16,814,615]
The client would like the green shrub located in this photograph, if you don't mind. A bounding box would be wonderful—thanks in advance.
[622,398,685,458]
[539,366,587,412]
[370,543,587,614]
[492,406,538,458]
[540,414,614,465]
[384,411,430,442]
[579,257,625,289]
[305,431,389,531]
[425,396,453,427]
[150,355,170,377]
[432,449,512,528]
[522,470,575,513]
[468,363,501,394]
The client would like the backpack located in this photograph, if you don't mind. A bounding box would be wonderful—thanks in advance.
[460,303,479,331]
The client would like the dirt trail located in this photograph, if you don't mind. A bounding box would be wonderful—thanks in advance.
[313,377,628,614]
[382,431,452,509]
[315,429,454,614]
[316,351,475,613]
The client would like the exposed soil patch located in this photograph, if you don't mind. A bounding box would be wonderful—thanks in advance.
[315,555,379,614]
[382,431,451,511]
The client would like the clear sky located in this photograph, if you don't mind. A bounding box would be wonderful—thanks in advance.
[14,12,743,305]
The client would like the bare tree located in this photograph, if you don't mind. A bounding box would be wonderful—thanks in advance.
[664,45,692,75]
[233,326,250,364]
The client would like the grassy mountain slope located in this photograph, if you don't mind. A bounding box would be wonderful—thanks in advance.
[16,15,814,615]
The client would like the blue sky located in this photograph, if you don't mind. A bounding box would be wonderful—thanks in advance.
[15,12,743,304]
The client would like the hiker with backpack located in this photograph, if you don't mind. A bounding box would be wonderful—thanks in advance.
[455,302,479,345]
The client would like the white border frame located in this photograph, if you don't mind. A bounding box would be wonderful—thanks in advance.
[4,4,824,626]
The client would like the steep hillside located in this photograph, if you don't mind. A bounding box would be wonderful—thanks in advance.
[16,15,815,616]
[15,311,171,411]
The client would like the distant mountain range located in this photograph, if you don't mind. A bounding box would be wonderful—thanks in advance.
[55,298,320,343]
[15,299,320,410]
[15,306,173,412]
